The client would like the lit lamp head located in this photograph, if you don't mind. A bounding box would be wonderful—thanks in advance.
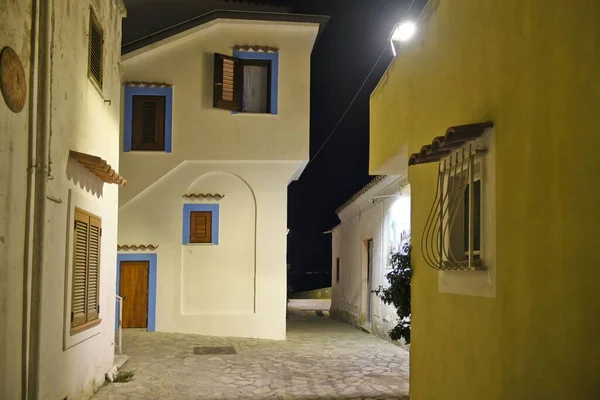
[390,21,417,56]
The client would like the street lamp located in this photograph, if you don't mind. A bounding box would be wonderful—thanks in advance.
[390,21,417,56]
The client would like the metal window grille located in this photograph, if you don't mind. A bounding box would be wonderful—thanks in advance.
[421,141,486,271]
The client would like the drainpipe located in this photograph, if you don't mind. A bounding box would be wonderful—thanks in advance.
[26,0,53,397]
[22,0,40,397]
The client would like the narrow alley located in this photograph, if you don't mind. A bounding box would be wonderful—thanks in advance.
[93,300,409,399]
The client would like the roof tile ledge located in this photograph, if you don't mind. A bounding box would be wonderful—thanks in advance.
[409,122,494,166]
[70,150,127,186]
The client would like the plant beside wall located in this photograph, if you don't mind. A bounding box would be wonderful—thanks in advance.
[374,243,412,344]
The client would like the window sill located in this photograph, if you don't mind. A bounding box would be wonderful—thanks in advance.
[88,76,104,99]
[70,318,102,336]
[126,149,170,153]
[184,242,217,246]
[232,111,277,116]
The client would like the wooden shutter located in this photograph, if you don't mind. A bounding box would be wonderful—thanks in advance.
[87,216,101,321]
[88,10,104,88]
[71,208,102,331]
[190,211,212,243]
[213,53,242,111]
[72,210,89,328]
[132,95,166,151]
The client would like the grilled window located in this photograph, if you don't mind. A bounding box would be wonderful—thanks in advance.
[71,208,102,334]
[88,9,104,89]
[421,142,486,271]
[131,95,166,151]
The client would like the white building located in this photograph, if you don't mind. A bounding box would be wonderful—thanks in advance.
[330,176,411,342]
[1,1,126,399]
[117,10,328,340]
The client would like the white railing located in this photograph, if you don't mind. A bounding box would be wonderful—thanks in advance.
[115,295,123,354]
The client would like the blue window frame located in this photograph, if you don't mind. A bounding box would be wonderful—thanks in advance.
[182,204,220,245]
[232,51,279,115]
[124,85,173,152]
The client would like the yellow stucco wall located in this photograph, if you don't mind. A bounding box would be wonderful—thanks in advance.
[370,0,600,398]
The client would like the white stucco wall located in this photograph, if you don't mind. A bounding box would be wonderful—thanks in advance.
[119,19,319,206]
[117,18,319,340]
[0,2,32,399]
[118,161,294,339]
[1,1,125,398]
[331,176,411,344]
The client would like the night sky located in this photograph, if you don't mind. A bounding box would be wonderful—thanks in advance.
[122,0,425,290]
[286,0,425,289]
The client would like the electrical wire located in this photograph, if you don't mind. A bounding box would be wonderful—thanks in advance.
[304,0,418,170]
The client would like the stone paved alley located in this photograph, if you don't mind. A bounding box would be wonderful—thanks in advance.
[93,300,409,399]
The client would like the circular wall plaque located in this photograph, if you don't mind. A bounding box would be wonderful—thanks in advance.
[0,46,27,113]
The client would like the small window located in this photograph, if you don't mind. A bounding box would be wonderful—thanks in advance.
[336,257,340,283]
[190,211,212,244]
[131,95,166,151]
[88,9,104,89]
[71,208,102,334]
[462,179,481,254]
[213,54,272,113]
[445,160,483,267]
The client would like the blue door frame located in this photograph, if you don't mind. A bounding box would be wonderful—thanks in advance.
[116,253,158,332]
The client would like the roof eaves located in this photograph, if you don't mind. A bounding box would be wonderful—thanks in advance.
[122,9,330,55]
[335,176,387,215]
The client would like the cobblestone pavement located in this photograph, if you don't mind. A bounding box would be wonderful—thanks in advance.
[93,300,409,399]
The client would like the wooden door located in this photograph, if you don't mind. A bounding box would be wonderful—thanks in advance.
[366,239,374,324]
[119,261,149,328]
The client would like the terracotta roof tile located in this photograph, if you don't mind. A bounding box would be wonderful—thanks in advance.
[408,122,493,166]
[70,150,127,186]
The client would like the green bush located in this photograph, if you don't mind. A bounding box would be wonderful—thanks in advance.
[373,243,411,344]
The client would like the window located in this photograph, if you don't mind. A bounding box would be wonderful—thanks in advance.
[213,52,278,114]
[412,122,494,272]
[445,158,483,268]
[182,204,220,245]
[123,83,173,153]
[131,95,166,151]
[71,208,102,334]
[411,122,495,296]
[88,9,104,89]
[190,211,212,243]
[336,257,340,283]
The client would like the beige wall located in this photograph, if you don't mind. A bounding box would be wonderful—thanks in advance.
[120,20,319,206]
[0,0,125,398]
[118,161,295,339]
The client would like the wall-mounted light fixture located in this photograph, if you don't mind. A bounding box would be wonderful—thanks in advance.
[369,194,402,204]
[390,21,417,56]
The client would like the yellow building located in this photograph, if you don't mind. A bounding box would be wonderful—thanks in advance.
[370,0,600,399]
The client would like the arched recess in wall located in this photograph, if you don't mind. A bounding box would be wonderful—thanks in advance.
[181,171,258,315]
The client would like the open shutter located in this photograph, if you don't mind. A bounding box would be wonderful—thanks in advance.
[87,216,101,321]
[132,95,166,151]
[190,211,212,243]
[213,53,242,111]
[72,210,89,328]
